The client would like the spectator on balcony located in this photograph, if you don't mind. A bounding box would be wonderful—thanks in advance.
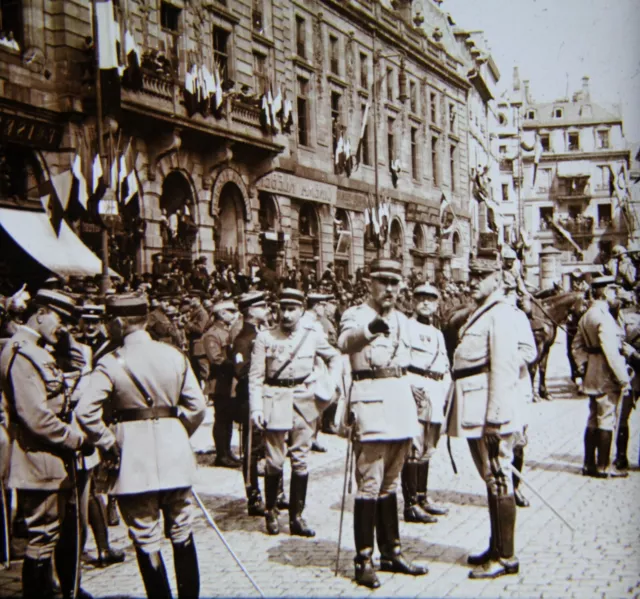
[606,245,637,291]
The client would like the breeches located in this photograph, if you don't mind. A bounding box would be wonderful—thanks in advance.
[587,389,623,431]
[264,410,314,476]
[411,421,442,461]
[353,439,411,500]
[18,488,71,559]
[117,487,195,554]
[468,434,515,497]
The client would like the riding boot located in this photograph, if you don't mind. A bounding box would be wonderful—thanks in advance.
[596,429,628,478]
[419,460,449,516]
[107,496,120,526]
[469,494,519,579]
[376,493,428,576]
[289,473,315,537]
[246,486,265,517]
[353,498,380,589]
[173,534,199,599]
[55,501,92,599]
[135,547,172,599]
[0,485,8,566]
[615,425,630,471]
[276,473,289,510]
[22,556,55,599]
[264,473,281,535]
[582,427,598,476]
[467,490,498,566]
[88,493,125,567]
[512,447,530,508]
[401,461,437,523]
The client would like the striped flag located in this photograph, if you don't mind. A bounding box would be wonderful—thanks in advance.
[94,0,121,118]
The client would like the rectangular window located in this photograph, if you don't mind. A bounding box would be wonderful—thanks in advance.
[386,67,393,100]
[331,91,342,153]
[252,0,264,33]
[0,0,23,48]
[538,168,552,191]
[253,53,268,95]
[430,92,437,123]
[449,103,456,133]
[554,108,563,118]
[540,134,550,152]
[598,165,611,190]
[361,103,371,166]
[499,145,507,155]
[161,1,181,32]
[431,136,439,185]
[411,127,418,179]
[295,16,305,58]
[568,204,581,219]
[387,117,395,165]
[526,109,536,119]
[539,206,554,229]
[329,35,339,75]
[213,26,230,81]
[360,53,368,89]
[501,183,509,202]
[449,145,456,192]
[568,132,580,151]
[409,81,417,113]
[297,77,309,147]
[597,203,612,228]
[597,130,610,149]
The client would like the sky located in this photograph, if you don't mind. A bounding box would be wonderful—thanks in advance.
[442,0,640,142]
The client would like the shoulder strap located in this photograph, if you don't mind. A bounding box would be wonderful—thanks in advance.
[113,350,154,406]
[380,313,401,369]
[271,327,312,381]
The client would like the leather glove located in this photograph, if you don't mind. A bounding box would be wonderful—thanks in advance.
[79,439,95,457]
[368,316,390,336]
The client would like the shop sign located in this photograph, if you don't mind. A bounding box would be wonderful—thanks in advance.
[257,171,336,205]
[336,189,366,212]
[0,110,64,149]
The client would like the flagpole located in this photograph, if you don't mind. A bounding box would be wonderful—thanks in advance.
[94,0,111,295]
[372,31,381,258]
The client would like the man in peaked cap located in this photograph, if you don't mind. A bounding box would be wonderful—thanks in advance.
[0,289,94,599]
[338,259,428,589]
[249,288,341,537]
[572,276,631,479]
[448,255,523,579]
[75,293,206,599]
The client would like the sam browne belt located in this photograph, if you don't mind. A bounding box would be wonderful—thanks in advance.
[451,364,489,380]
[407,365,445,381]
[352,366,407,381]
[113,406,178,422]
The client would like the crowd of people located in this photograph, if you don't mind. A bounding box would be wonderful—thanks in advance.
[0,242,637,598]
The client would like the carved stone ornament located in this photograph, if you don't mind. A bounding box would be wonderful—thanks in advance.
[22,47,52,79]
[148,129,182,181]
[346,31,355,111]
[313,13,324,95]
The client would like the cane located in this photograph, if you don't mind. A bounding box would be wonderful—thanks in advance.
[245,417,254,494]
[334,430,353,577]
[70,457,82,599]
[0,480,9,569]
[608,388,627,477]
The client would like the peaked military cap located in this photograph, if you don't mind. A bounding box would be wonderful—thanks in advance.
[105,293,149,317]
[591,275,618,289]
[34,289,77,321]
[212,299,237,313]
[81,303,106,321]
[306,292,333,307]
[279,288,305,306]
[469,256,499,276]
[413,283,440,298]
[238,291,267,311]
[369,259,403,281]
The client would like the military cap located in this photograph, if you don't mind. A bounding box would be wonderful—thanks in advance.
[570,268,584,279]
[413,283,440,299]
[611,245,627,257]
[307,292,333,308]
[369,259,403,281]
[591,275,618,289]
[469,256,499,276]
[279,288,305,306]
[34,289,77,321]
[627,241,640,254]
[105,293,149,317]
[81,303,106,321]
[212,299,237,313]
[238,291,267,311]
[165,305,179,316]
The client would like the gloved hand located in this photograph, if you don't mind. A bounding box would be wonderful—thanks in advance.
[101,442,121,472]
[251,411,265,431]
[79,439,95,456]
[368,316,390,336]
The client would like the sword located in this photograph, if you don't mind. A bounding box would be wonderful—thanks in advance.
[334,430,352,577]
[192,489,265,598]
[70,457,82,599]
[510,465,575,535]
[0,480,9,569]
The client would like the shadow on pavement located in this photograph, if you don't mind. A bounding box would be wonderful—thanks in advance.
[551,452,583,464]
[526,459,583,475]
[194,493,266,534]
[402,536,470,566]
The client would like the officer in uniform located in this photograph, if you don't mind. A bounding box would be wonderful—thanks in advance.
[147,299,182,348]
[338,259,428,589]
[232,291,271,516]
[447,256,521,580]
[403,283,451,524]
[0,289,92,599]
[501,246,528,298]
[76,303,108,355]
[185,296,210,385]
[249,289,341,537]
[571,276,631,478]
[74,294,207,599]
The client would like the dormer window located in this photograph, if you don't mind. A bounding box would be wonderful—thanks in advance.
[597,130,610,149]
[526,109,536,120]
[554,107,563,119]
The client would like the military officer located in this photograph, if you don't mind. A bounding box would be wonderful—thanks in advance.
[571,276,631,478]
[0,289,93,599]
[501,246,528,298]
[147,299,182,348]
[448,256,521,580]
[76,303,108,355]
[184,296,210,385]
[403,283,452,524]
[338,259,428,589]
[74,294,207,599]
[249,289,341,537]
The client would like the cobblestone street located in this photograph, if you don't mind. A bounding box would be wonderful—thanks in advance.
[1,334,639,599]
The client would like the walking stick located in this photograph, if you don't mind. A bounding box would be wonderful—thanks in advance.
[245,417,253,493]
[70,457,82,599]
[334,430,352,577]
[0,480,9,569]
[192,489,265,598]
[608,388,627,477]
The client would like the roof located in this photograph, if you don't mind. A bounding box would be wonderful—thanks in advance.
[521,100,621,128]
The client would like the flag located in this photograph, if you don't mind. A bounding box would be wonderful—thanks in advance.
[486,203,498,233]
[271,88,282,133]
[110,158,118,196]
[390,159,401,188]
[91,154,104,195]
[532,135,543,186]
[355,102,370,168]
[343,139,352,176]
[94,0,121,118]
[282,96,293,133]
[212,62,224,115]
[184,64,198,117]
[71,154,88,210]
[50,171,73,211]
[439,193,454,235]
[334,134,344,168]
[40,192,65,236]
[549,218,582,256]
[123,30,142,91]
[260,93,272,130]
[123,170,139,205]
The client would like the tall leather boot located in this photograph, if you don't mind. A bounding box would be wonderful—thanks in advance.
[264,473,281,535]
[0,486,8,566]
[246,486,265,517]
[401,461,437,523]
[107,496,120,526]
[88,493,125,567]
[467,490,498,566]
[173,534,199,599]
[419,460,449,516]
[512,447,530,508]
[582,427,598,476]
[615,426,630,471]
[353,498,380,589]
[596,429,628,478]
[22,556,55,599]
[376,493,429,576]
[55,503,93,599]
[469,494,519,579]
[135,547,172,599]
[289,473,315,537]
[276,474,289,511]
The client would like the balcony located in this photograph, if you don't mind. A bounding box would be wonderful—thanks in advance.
[230,98,262,129]
[553,216,594,248]
[499,158,514,173]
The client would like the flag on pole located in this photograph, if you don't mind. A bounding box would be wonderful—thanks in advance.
[40,192,65,236]
[212,62,224,114]
[355,102,370,168]
[271,88,282,133]
[282,95,293,133]
[532,135,543,186]
[94,0,121,118]
[50,171,73,211]
[260,91,272,130]
[92,154,104,195]
[72,154,89,210]
[123,30,142,91]
[439,192,455,235]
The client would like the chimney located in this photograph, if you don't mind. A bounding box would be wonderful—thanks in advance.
[581,76,590,102]
[523,80,531,104]
[393,0,413,22]
[513,66,521,92]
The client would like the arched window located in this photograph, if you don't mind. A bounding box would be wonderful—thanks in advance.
[412,224,424,250]
[215,182,243,267]
[452,231,461,256]
[299,202,319,237]
[390,218,403,261]
[258,193,278,231]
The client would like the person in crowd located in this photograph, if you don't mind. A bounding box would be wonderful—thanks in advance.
[185,296,210,386]
[147,298,183,348]
[75,293,206,599]
[338,259,428,589]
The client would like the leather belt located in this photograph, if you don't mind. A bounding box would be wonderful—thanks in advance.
[452,364,489,380]
[113,406,178,423]
[265,376,308,387]
[586,347,602,354]
[407,365,445,381]
[352,366,407,381]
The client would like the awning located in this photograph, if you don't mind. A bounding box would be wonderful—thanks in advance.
[557,161,591,178]
[0,208,119,278]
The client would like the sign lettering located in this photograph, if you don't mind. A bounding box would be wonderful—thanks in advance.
[0,111,64,150]
[257,172,336,205]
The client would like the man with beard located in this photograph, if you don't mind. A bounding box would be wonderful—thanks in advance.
[249,289,341,537]
[0,289,93,599]
[338,259,428,589]
[447,257,521,580]
[572,276,631,478]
